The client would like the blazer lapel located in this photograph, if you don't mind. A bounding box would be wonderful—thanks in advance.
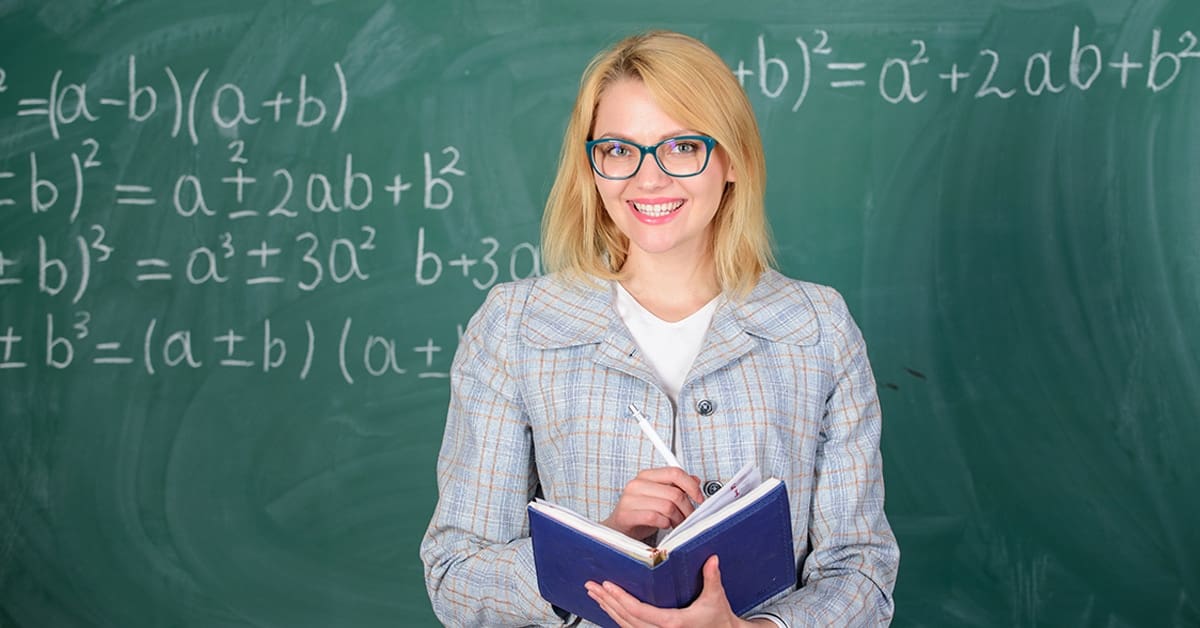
[686,302,758,385]
[520,275,661,386]
[686,269,822,386]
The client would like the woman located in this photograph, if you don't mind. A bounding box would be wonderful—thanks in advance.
[421,30,899,627]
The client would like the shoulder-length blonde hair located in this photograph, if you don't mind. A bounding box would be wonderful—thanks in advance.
[540,30,774,297]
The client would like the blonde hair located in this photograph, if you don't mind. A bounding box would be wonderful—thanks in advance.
[540,30,774,297]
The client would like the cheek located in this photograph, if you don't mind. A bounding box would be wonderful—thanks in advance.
[687,175,728,208]
[594,179,626,212]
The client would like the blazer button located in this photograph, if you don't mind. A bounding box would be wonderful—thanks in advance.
[696,399,715,416]
[703,480,723,496]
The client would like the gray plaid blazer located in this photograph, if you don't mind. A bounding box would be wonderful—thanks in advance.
[421,270,899,626]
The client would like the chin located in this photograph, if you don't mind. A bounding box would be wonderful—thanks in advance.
[628,236,685,256]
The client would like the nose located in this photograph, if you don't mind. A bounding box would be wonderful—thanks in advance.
[633,155,671,190]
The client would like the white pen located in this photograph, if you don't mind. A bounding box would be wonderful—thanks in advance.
[627,404,684,469]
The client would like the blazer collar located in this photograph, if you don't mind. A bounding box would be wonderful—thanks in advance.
[520,270,820,350]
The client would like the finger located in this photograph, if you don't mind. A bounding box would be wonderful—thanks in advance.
[699,554,725,600]
[585,582,615,616]
[631,494,693,526]
[636,467,706,504]
[624,507,681,530]
[602,506,675,540]
[623,479,699,519]
[626,472,697,502]
[603,580,674,627]
[601,581,652,627]
[616,491,693,527]
[586,592,620,626]
[632,508,674,530]
[590,582,637,628]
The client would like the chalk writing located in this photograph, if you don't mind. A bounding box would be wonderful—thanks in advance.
[11,56,347,143]
[0,313,465,384]
[737,26,1200,109]
[0,55,522,384]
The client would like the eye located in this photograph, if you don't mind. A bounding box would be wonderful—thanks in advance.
[667,139,701,154]
[605,141,633,158]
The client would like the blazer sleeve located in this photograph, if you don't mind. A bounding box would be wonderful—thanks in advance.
[419,282,569,627]
[758,287,901,627]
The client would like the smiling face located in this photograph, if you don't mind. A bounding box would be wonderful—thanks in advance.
[591,78,735,270]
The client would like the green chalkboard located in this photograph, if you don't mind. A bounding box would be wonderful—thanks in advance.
[2,1,1198,626]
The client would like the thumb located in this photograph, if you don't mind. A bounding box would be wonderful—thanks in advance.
[701,554,724,598]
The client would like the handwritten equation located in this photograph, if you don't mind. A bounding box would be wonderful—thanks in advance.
[2,140,464,220]
[12,57,346,144]
[737,26,1200,109]
[0,224,540,297]
[0,315,463,383]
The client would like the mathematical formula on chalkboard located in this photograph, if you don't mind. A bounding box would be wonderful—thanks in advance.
[11,59,348,143]
[1,22,1195,383]
[0,314,462,382]
[0,140,542,290]
[0,52,544,381]
[736,26,1199,109]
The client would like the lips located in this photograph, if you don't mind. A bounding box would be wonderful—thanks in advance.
[631,199,684,217]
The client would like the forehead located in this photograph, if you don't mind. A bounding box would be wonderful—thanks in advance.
[593,78,690,142]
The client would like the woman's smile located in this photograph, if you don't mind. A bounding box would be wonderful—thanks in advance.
[629,198,685,222]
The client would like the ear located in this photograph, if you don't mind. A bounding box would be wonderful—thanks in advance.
[724,157,737,183]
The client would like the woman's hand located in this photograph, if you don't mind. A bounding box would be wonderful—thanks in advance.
[585,555,774,628]
[601,467,705,540]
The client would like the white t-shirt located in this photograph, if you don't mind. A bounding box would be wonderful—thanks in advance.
[614,283,790,628]
[613,282,720,404]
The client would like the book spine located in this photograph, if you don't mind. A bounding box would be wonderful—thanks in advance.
[669,560,696,609]
[658,562,691,609]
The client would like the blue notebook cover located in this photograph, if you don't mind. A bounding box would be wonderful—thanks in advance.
[528,480,795,627]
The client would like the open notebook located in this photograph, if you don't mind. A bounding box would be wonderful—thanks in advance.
[528,463,796,627]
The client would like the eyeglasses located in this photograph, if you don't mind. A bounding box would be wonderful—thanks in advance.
[586,135,717,180]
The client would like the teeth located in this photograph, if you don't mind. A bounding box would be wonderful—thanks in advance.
[632,201,683,217]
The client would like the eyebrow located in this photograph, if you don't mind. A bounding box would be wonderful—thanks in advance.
[592,129,698,143]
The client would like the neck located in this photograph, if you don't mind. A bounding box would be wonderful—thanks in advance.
[619,247,720,322]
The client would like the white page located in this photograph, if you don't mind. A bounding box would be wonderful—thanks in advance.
[661,462,762,545]
[659,478,782,552]
[529,499,659,564]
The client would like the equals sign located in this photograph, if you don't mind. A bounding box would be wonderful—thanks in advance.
[828,62,868,88]
[136,259,172,281]
[16,98,49,117]
[93,342,133,365]
[115,184,155,206]
[0,171,14,207]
